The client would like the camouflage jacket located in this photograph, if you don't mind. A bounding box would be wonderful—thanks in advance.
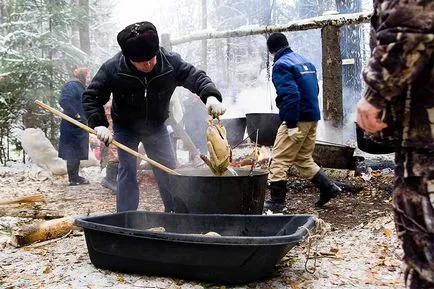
[363,0,434,151]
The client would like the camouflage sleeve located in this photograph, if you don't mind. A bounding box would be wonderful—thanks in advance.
[363,1,434,108]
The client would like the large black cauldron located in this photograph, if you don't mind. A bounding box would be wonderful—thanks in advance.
[221,117,247,147]
[168,167,267,214]
[356,124,394,154]
[245,113,281,146]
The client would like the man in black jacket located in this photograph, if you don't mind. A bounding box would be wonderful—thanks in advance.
[83,21,225,212]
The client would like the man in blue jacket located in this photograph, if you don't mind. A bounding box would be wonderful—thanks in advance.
[264,32,341,212]
[83,21,225,213]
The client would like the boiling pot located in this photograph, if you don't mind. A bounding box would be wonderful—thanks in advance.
[168,167,267,214]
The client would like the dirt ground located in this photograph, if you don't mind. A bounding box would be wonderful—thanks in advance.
[0,149,406,289]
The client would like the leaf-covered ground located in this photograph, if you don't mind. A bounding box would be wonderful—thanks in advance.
[0,152,405,289]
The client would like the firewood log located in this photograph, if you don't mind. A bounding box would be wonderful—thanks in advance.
[0,194,46,206]
[0,207,63,219]
[10,217,74,247]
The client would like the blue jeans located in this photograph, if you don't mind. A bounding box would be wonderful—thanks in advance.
[114,122,176,212]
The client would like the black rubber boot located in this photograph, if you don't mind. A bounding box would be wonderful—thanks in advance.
[264,180,287,212]
[67,159,89,186]
[70,176,90,186]
[101,162,118,194]
[311,168,342,207]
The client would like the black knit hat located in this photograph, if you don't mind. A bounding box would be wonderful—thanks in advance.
[117,21,159,61]
[266,32,289,54]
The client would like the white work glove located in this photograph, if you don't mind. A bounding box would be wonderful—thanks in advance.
[288,127,305,144]
[205,96,226,118]
[94,126,113,146]
[287,127,299,137]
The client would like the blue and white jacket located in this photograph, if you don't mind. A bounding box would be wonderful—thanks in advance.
[272,47,320,128]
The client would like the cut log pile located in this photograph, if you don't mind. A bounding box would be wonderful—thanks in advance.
[0,193,63,219]
[1,193,74,247]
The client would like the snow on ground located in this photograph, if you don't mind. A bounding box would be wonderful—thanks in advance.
[0,159,405,289]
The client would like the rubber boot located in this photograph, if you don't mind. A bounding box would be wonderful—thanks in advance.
[101,162,118,194]
[263,180,287,212]
[67,159,89,186]
[311,168,342,207]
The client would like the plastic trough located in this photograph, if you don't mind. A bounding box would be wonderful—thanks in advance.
[75,212,316,284]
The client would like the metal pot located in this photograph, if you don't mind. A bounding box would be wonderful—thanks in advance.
[168,167,268,214]
[245,113,281,146]
[314,141,356,169]
[221,117,247,147]
[355,124,394,154]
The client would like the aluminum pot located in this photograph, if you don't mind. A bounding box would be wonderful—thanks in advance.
[221,117,246,147]
[245,113,281,146]
[168,167,267,214]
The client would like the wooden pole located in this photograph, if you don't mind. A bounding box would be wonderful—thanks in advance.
[170,12,370,45]
[321,25,343,127]
[35,100,180,175]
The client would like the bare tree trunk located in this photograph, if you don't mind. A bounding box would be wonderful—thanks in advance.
[0,0,5,22]
[318,0,337,15]
[321,25,343,128]
[0,128,5,165]
[71,0,80,48]
[78,0,90,55]
[214,0,225,80]
[6,127,9,160]
[48,6,57,146]
[200,0,207,70]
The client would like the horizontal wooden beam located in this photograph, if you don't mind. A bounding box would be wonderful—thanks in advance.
[170,12,371,45]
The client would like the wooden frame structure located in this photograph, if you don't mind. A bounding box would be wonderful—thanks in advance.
[161,12,371,127]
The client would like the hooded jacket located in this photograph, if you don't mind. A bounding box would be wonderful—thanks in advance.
[83,47,221,131]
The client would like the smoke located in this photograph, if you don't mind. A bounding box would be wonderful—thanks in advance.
[224,68,278,118]
[316,83,360,145]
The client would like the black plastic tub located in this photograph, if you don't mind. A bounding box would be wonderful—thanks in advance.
[169,167,267,214]
[221,117,247,147]
[245,113,281,146]
[75,212,316,284]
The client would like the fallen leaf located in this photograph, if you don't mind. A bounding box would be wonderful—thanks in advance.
[383,228,393,237]
[116,274,125,283]
[330,246,340,254]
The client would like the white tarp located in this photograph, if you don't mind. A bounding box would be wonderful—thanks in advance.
[17,128,98,176]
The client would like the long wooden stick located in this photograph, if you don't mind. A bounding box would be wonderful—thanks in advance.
[35,100,180,175]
